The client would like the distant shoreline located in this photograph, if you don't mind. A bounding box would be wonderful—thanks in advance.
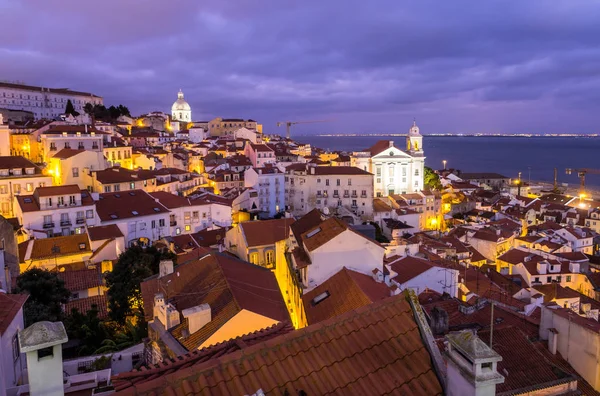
[303,134,600,138]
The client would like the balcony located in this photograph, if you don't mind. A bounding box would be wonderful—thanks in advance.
[49,146,57,151]
[43,222,54,229]
[343,193,350,198]
[76,218,85,224]
[361,193,368,198]
[170,220,177,227]
[351,193,358,198]
[60,220,72,226]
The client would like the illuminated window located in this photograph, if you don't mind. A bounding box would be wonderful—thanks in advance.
[265,250,274,265]
[249,252,259,264]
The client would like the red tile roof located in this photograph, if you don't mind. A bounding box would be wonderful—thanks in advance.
[35,184,81,197]
[477,326,578,394]
[52,148,85,159]
[302,267,389,324]
[140,253,289,351]
[96,190,169,221]
[388,255,437,284]
[301,216,347,252]
[0,293,27,335]
[65,294,108,319]
[190,227,230,247]
[112,322,294,392]
[87,224,124,241]
[57,268,103,292]
[114,293,443,396]
[238,218,295,247]
[20,233,91,261]
[364,140,395,156]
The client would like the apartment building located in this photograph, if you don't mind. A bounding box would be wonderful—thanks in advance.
[285,164,374,219]
[208,117,259,137]
[85,167,157,194]
[41,125,107,162]
[0,156,52,217]
[14,185,98,238]
[0,81,102,120]
[244,166,285,217]
[244,143,275,168]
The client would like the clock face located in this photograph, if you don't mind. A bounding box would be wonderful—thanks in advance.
[389,151,394,156]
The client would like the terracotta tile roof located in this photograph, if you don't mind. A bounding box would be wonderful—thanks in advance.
[93,167,156,184]
[96,190,169,221]
[45,125,107,134]
[65,294,108,319]
[249,143,273,152]
[467,245,487,263]
[388,255,437,284]
[302,267,390,325]
[112,322,294,392]
[141,253,289,351]
[301,217,348,252]
[87,224,124,241]
[21,233,91,261]
[364,139,395,156]
[0,156,43,173]
[0,293,27,335]
[313,165,372,176]
[114,293,443,396]
[149,191,197,209]
[238,218,295,248]
[373,198,393,212]
[476,326,577,394]
[532,283,581,303]
[190,227,230,247]
[35,184,81,197]
[52,148,85,159]
[290,208,322,244]
[57,268,103,292]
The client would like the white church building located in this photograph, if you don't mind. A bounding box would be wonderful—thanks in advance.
[353,121,425,197]
[171,89,192,122]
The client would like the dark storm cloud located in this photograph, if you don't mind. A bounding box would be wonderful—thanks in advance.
[2,0,600,133]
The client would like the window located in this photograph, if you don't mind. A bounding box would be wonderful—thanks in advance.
[159,219,165,227]
[389,167,394,177]
[104,186,111,193]
[26,183,33,192]
[129,182,135,190]
[151,220,156,229]
[114,184,120,192]
[0,185,6,194]
[348,178,352,186]
[76,211,84,219]
[415,169,420,176]
[325,179,329,186]
[43,215,52,225]
[249,252,259,264]
[64,142,70,149]
[58,196,64,205]
[72,167,79,177]
[37,346,53,360]
[193,211,199,221]
[139,222,147,231]
[317,178,321,183]
[12,334,19,362]
[184,212,191,224]
[266,250,275,265]
[566,275,572,282]
[336,179,340,186]
[185,225,191,231]
[13,184,20,194]
[547,276,552,283]
[69,195,75,205]
[86,209,94,219]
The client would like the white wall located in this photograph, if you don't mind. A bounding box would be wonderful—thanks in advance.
[0,307,24,395]
[306,230,384,290]
[199,309,279,349]
[397,267,459,298]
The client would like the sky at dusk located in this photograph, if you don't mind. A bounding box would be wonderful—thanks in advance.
[2,1,600,135]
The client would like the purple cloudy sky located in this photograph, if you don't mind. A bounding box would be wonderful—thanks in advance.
[2,1,600,135]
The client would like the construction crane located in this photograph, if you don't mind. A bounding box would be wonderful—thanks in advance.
[565,168,600,197]
[276,120,330,139]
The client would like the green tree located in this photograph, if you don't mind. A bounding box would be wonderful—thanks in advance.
[16,268,71,326]
[117,104,131,117]
[64,99,79,116]
[64,304,115,356]
[108,105,120,120]
[105,246,174,324]
[424,166,442,190]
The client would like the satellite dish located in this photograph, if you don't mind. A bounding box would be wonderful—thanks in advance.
[322,207,330,215]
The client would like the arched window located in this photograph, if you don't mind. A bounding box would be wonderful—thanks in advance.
[249,252,259,264]
[265,250,274,265]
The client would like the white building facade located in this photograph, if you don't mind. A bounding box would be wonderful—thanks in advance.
[244,167,285,217]
[353,121,425,197]
[171,90,191,122]
[0,82,102,120]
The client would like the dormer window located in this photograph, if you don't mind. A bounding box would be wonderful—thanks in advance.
[12,169,22,176]
[25,168,34,175]
[0,169,8,176]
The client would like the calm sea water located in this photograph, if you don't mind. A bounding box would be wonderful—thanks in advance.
[296,136,600,188]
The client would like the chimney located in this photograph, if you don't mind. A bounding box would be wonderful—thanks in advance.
[85,124,88,133]
[310,166,315,175]
[159,260,174,278]
[182,304,211,334]
[548,328,558,355]
[445,330,504,396]
[372,268,384,283]
[429,307,449,335]
[389,140,393,147]
[19,321,69,396]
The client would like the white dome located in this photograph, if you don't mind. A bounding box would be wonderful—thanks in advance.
[172,90,191,112]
